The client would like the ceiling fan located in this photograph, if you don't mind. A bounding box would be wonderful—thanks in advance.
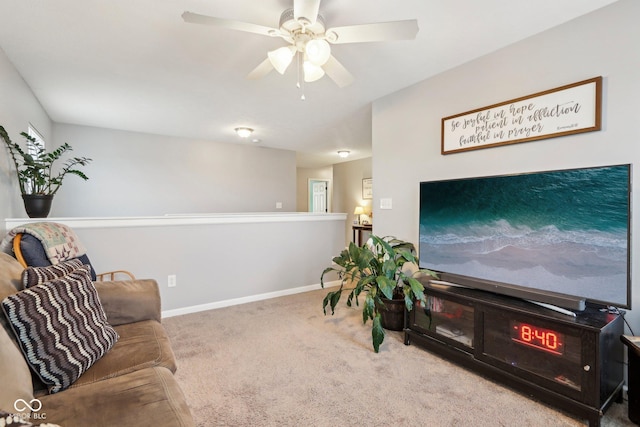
[181,0,418,89]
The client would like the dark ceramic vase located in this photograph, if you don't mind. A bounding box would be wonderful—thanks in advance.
[22,194,53,218]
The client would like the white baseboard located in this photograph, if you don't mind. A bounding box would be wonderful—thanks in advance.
[161,280,341,318]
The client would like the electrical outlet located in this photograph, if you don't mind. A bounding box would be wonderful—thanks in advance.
[276,202,283,209]
[168,274,177,288]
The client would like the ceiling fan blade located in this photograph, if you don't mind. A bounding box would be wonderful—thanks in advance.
[182,11,279,37]
[294,0,321,25]
[322,55,354,88]
[326,20,419,44]
[247,58,274,80]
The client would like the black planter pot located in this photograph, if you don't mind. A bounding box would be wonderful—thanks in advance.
[22,194,54,218]
[379,298,406,331]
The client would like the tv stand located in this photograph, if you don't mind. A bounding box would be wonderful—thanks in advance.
[404,280,624,427]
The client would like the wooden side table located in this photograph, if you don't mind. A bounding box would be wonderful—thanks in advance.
[621,335,640,424]
[352,224,372,246]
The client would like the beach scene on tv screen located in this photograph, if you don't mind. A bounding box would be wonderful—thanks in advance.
[419,165,629,307]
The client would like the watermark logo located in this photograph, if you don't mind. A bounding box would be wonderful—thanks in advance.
[14,398,42,413]
[11,398,47,421]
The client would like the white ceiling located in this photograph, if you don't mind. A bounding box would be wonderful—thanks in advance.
[0,0,618,168]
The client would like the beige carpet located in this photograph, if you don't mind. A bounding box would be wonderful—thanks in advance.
[162,287,632,426]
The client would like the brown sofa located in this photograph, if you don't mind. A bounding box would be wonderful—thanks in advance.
[0,252,195,426]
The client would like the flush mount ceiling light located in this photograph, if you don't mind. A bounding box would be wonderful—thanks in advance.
[181,1,419,91]
[337,150,350,158]
[235,127,254,138]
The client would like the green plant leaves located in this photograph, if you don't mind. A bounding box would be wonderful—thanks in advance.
[320,266,337,287]
[376,276,396,300]
[372,314,384,353]
[381,258,397,280]
[363,292,375,324]
[321,234,438,353]
[406,277,425,302]
[322,289,342,315]
[1,126,92,196]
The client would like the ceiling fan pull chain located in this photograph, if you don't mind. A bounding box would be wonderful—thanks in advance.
[296,51,306,100]
[296,51,301,88]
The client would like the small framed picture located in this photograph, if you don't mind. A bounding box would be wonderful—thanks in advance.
[362,178,372,199]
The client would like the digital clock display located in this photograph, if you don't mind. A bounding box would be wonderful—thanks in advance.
[510,321,564,355]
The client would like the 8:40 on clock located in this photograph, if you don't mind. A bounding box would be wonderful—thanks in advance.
[510,320,565,355]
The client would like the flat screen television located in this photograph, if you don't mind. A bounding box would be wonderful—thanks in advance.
[419,164,631,311]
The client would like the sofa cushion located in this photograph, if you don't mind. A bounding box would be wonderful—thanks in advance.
[0,253,25,341]
[0,253,24,298]
[21,258,85,288]
[67,319,177,390]
[94,279,162,325]
[1,267,118,393]
[0,253,34,413]
[39,366,195,427]
[0,323,34,413]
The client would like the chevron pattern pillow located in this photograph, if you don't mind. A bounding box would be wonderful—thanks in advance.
[21,258,85,288]
[1,266,118,393]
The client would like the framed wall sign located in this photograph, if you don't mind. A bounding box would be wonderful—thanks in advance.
[362,178,372,199]
[441,77,602,155]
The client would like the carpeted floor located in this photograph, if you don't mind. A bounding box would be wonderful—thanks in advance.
[162,287,633,426]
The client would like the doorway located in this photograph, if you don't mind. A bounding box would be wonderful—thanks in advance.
[308,179,330,213]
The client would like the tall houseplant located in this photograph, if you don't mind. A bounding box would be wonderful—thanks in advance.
[321,235,438,353]
[1,125,92,217]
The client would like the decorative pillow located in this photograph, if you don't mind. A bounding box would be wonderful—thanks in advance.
[1,267,119,393]
[22,258,85,288]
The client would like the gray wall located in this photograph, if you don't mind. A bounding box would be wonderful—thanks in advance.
[47,123,297,217]
[0,47,52,229]
[54,215,346,313]
[296,165,333,213]
[372,0,638,328]
[297,160,373,247]
[333,157,372,245]
[1,45,297,220]
[5,214,346,313]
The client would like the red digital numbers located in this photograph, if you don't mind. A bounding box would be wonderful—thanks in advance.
[511,321,564,355]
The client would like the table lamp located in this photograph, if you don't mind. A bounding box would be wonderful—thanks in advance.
[354,206,365,224]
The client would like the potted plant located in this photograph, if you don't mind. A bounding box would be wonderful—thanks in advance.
[321,235,438,353]
[1,125,92,218]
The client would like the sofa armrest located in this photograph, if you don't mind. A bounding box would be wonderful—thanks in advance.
[94,279,161,326]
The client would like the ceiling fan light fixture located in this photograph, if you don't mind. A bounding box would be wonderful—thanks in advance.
[235,127,254,138]
[182,8,420,92]
[268,46,296,74]
[305,39,331,66]
[303,60,325,82]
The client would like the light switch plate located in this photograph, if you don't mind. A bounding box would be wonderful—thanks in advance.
[168,274,177,287]
[380,198,393,209]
